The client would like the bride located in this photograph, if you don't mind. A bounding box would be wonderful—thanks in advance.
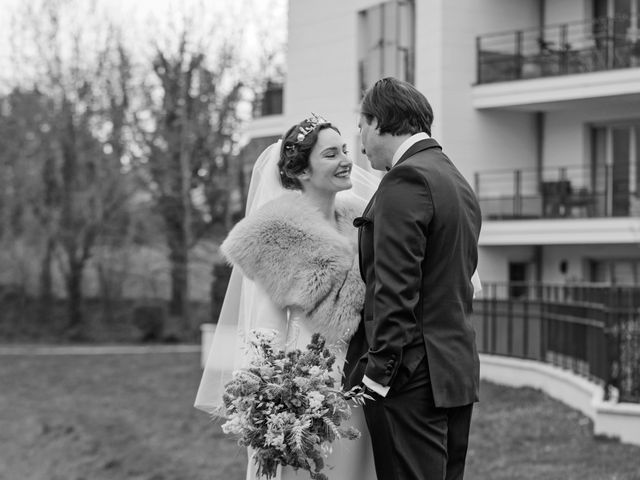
[195,114,379,479]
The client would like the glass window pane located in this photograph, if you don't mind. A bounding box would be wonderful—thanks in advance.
[358,1,415,89]
[613,260,634,284]
[612,127,631,215]
[398,0,415,83]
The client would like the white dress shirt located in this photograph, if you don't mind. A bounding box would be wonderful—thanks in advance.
[391,132,430,168]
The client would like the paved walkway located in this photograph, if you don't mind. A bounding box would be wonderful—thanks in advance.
[0,344,201,355]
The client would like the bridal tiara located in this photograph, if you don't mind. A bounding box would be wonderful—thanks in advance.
[296,113,330,142]
[284,113,330,154]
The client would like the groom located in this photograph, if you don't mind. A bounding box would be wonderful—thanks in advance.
[345,77,482,480]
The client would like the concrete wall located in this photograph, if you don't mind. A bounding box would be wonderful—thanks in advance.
[285,0,365,152]
[439,0,540,183]
[541,243,640,283]
[481,354,640,447]
[478,243,640,285]
[544,0,589,25]
[543,101,640,172]
[477,245,537,284]
[480,243,640,285]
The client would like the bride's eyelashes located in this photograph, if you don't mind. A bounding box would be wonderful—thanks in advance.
[321,144,350,159]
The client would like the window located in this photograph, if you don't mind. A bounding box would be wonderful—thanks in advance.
[593,0,640,40]
[591,122,640,216]
[590,259,640,284]
[509,262,528,299]
[594,0,640,19]
[357,0,415,95]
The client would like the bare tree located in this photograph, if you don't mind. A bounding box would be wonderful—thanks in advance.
[135,10,251,330]
[132,2,287,331]
[3,0,136,337]
[1,0,287,338]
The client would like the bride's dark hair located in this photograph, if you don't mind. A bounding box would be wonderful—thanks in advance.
[278,116,340,190]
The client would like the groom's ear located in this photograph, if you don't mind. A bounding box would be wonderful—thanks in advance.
[368,116,380,132]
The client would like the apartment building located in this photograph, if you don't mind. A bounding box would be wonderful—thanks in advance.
[246,0,640,290]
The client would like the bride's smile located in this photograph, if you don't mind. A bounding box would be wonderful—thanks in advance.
[299,128,353,193]
[334,165,352,178]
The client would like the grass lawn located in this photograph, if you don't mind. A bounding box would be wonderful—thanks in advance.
[1,351,639,480]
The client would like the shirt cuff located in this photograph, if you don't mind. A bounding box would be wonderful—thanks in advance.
[472,269,482,298]
[363,375,390,397]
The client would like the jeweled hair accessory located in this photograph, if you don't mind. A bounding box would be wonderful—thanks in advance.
[284,113,330,154]
[296,113,329,142]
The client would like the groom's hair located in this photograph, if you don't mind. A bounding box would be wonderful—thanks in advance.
[360,77,433,136]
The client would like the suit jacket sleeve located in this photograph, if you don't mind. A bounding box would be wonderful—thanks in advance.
[364,164,433,386]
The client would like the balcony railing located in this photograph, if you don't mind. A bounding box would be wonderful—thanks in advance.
[476,164,640,220]
[476,15,640,84]
[474,282,640,403]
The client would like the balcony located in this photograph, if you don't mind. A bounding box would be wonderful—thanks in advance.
[476,163,640,221]
[476,16,640,85]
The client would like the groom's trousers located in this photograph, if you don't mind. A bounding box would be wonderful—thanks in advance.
[363,358,474,480]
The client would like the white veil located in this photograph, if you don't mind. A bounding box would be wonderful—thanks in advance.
[194,141,382,415]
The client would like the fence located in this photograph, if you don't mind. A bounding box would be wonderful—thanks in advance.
[477,15,640,84]
[475,163,640,220]
[473,282,640,403]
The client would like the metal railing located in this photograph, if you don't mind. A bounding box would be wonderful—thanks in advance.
[473,282,640,403]
[475,163,640,220]
[477,15,640,84]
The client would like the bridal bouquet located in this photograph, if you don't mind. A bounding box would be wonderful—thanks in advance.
[220,330,366,480]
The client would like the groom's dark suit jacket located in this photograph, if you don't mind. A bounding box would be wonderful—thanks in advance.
[345,138,482,408]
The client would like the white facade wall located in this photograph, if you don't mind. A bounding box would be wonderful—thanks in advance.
[545,0,589,25]
[477,245,536,285]
[438,1,541,180]
[542,244,640,283]
[476,243,640,285]
[480,242,640,285]
[542,244,590,283]
[285,1,361,152]
[543,112,587,170]
[544,101,640,171]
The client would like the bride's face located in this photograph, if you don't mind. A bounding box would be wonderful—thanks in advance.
[299,128,353,194]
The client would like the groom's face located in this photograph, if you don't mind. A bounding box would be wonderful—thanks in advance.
[358,114,386,171]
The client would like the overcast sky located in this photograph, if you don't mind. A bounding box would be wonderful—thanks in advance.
[0,0,287,87]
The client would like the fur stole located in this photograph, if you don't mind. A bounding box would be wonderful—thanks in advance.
[220,192,365,345]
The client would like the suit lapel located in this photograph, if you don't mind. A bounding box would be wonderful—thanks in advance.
[361,193,376,219]
[395,138,442,166]
[357,194,376,282]
[356,138,440,281]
